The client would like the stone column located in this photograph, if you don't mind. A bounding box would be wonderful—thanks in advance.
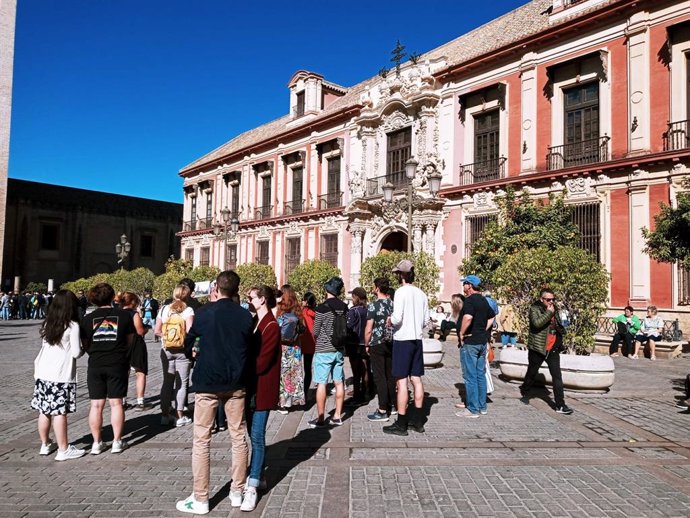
[413,224,423,253]
[349,225,365,288]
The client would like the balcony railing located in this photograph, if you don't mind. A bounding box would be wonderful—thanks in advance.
[253,205,273,220]
[366,172,408,197]
[283,199,305,216]
[546,136,610,171]
[182,217,213,232]
[317,192,343,210]
[663,120,690,151]
[459,157,506,185]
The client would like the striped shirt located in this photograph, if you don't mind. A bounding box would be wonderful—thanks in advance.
[313,297,349,353]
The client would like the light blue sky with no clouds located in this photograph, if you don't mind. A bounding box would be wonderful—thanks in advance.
[9,0,528,203]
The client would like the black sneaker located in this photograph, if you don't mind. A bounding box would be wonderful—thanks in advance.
[382,421,408,436]
[675,401,689,409]
[408,421,425,433]
[519,395,530,405]
[556,405,573,415]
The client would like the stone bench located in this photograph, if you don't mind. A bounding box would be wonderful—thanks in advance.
[593,316,686,359]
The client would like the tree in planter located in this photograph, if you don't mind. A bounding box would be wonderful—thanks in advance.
[359,251,440,305]
[643,185,690,268]
[494,246,609,355]
[459,187,580,288]
[234,263,277,297]
[287,260,341,303]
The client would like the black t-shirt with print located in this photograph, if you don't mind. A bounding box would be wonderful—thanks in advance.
[460,293,496,345]
[80,307,135,369]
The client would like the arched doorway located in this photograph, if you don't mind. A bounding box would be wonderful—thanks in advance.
[379,231,408,253]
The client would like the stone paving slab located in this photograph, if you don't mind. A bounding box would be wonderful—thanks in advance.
[3,320,690,517]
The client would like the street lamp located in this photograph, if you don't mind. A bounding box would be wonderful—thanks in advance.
[213,206,240,269]
[382,157,440,253]
[115,234,131,267]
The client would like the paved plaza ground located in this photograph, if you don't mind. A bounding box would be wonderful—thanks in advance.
[2,320,690,517]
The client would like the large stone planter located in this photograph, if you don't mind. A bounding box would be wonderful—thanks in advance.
[498,347,615,392]
[422,338,444,368]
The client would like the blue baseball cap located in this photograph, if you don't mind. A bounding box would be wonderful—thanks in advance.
[460,275,481,288]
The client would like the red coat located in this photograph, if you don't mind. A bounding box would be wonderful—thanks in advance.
[251,312,281,411]
[301,307,316,355]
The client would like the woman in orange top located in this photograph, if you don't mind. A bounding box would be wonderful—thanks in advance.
[301,292,317,401]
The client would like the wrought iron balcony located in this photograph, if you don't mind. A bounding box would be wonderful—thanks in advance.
[459,157,506,185]
[663,120,690,151]
[546,136,610,171]
[317,192,343,210]
[283,199,305,216]
[253,205,273,220]
[182,217,213,232]
[366,172,408,197]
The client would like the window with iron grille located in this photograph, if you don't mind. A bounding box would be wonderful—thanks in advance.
[474,110,500,163]
[185,248,194,261]
[569,202,601,262]
[465,214,496,256]
[564,82,599,165]
[227,244,237,269]
[206,191,213,220]
[257,241,270,265]
[678,265,690,306]
[386,128,412,186]
[320,234,338,267]
[200,247,210,266]
[285,237,301,277]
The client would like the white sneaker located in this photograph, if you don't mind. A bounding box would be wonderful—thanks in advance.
[55,444,86,461]
[111,440,128,454]
[240,488,257,512]
[176,494,209,515]
[176,416,192,427]
[90,441,105,455]
[39,440,57,456]
[229,489,243,507]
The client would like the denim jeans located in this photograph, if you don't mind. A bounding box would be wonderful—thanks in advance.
[460,343,487,414]
[246,409,270,487]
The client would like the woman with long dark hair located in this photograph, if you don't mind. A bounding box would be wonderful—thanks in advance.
[301,292,317,401]
[119,292,150,410]
[31,290,86,461]
[276,287,305,413]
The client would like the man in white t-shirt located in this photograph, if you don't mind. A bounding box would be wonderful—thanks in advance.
[382,260,430,437]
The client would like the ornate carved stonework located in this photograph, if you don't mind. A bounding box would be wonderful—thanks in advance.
[258,226,269,239]
[286,221,301,236]
[348,166,366,199]
[473,192,495,209]
[323,216,338,231]
[381,109,411,133]
[565,177,593,198]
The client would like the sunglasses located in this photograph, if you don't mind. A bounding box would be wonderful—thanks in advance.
[542,297,555,302]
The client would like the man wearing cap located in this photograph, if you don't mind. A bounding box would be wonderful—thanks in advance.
[382,260,430,436]
[456,275,495,418]
[310,277,349,428]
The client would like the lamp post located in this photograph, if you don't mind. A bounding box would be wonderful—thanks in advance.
[115,234,131,268]
[213,207,240,269]
[382,157,441,253]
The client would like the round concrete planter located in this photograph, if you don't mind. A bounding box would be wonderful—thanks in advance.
[422,338,445,367]
[498,347,615,392]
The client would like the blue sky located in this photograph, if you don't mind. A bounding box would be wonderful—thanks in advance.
[9,0,527,203]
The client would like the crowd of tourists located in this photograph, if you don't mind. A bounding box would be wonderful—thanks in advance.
[29,260,580,514]
[0,290,54,320]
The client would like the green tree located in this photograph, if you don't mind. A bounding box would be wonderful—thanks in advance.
[359,251,440,305]
[234,263,277,296]
[459,187,580,288]
[24,282,48,293]
[643,188,690,268]
[494,246,609,354]
[287,260,341,303]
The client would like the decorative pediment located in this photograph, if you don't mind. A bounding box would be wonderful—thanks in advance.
[286,221,301,236]
[565,177,594,198]
[381,109,412,133]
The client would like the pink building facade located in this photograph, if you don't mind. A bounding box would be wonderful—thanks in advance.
[179,0,690,325]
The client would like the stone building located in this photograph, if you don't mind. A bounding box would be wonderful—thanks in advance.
[179,0,690,324]
[2,179,182,290]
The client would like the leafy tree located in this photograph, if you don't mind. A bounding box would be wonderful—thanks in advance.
[234,263,278,297]
[62,269,155,298]
[24,282,48,293]
[459,187,580,288]
[359,251,440,306]
[287,260,341,303]
[643,189,690,268]
[494,246,609,354]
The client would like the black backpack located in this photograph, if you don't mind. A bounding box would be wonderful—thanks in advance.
[330,307,349,352]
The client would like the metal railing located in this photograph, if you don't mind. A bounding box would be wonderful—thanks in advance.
[253,205,273,220]
[663,120,690,151]
[546,136,610,171]
[317,192,343,210]
[283,199,305,216]
[596,316,683,341]
[182,218,213,232]
[366,172,407,197]
[459,157,506,185]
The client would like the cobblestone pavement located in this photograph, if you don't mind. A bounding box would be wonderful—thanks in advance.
[2,320,690,517]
